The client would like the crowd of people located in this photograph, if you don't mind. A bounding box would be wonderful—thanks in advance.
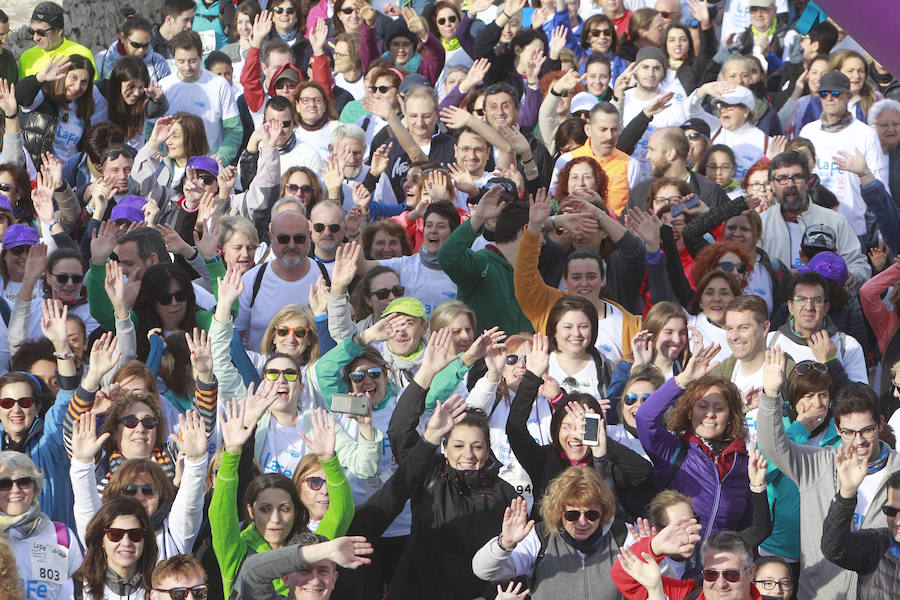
[0,0,898,598]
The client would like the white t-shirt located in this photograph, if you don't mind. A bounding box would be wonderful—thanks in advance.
[281,138,326,175]
[622,88,689,184]
[261,416,308,476]
[335,72,366,101]
[160,69,239,154]
[380,253,457,318]
[549,352,601,402]
[688,313,732,363]
[296,121,338,162]
[854,468,888,530]
[596,302,625,363]
[710,123,767,183]
[52,104,83,161]
[785,220,804,269]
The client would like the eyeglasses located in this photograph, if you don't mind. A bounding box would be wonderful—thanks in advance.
[746,182,769,191]
[298,95,325,105]
[275,233,308,245]
[390,41,414,49]
[197,173,217,186]
[153,585,209,600]
[706,163,734,172]
[8,246,30,256]
[158,289,188,305]
[716,261,747,274]
[659,10,681,19]
[101,147,137,164]
[122,484,158,497]
[701,568,747,583]
[437,15,458,25]
[791,295,825,306]
[653,195,682,205]
[51,273,84,284]
[275,79,297,90]
[127,39,151,50]
[120,415,158,429]
[339,7,355,14]
[275,325,310,339]
[882,504,900,518]
[105,528,146,543]
[348,367,383,383]
[368,285,404,300]
[754,579,793,591]
[794,361,827,375]
[624,393,651,405]
[313,222,342,234]
[305,476,326,490]
[563,509,601,522]
[818,90,843,99]
[29,27,52,37]
[263,368,300,382]
[837,424,878,440]
[272,6,296,14]
[589,28,613,37]
[0,477,35,492]
[369,85,395,94]
[458,145,488,155]
[772,174,806,185]
[505,354,527,366]
[0,396,35,409]
[0,182,13,192]
[685,132,704,141]
[285,183,313,196]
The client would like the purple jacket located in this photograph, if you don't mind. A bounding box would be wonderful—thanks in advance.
[635,378,752,539]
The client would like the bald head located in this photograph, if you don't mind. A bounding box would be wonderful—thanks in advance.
[654,126,689,160]
[654,0,682,22]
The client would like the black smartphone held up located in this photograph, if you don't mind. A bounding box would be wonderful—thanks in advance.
[331,393,370,416]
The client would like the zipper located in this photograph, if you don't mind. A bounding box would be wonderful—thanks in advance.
[581,554,588,600]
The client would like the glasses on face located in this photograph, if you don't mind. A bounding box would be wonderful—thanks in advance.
[791,295,825,306]
[348,366,383,383]
[794,361,828,375]
[368,285,404,300]
[120,415,159,429]
[505,354,527,366]
[263,368,300,382]
[818,90,843,99]
[653,195,682,205]
[624,392,651,405]
[105,528,146,543]
[275,79,297,91]
[838,424,878,441]
[158,289,188,305]
[339,7,355,14]
[590,28,613,37]
[437,15,459,25]
[197,173,217,186]
[882,504,900,518]
[51,273,84,284]
[8,246,30,256]
[685,132,703,141]
[153,585,209,600]
[706,163,734,172]
[563,509,601,522]
[390,41,414,49]
[754,579,793,591]
[0,477,35,492]
[458,145,488,155]
[305,476,326,490]
[746,182,769,191]
[267,119,293,128]
[313,222,342,234]
[128,39,151,50]
[369,85,395,94]
[0,396,35,409]
[772,173,806,185]
[716,261,747,274]
[298,95,324,105]
[272,6,296,14]
[0,182,13,192]
[702,568,746,583]
[285,183,313,196]
[275,233,308,245]
[29,27,52,37]
[275,325,310,339]
[122,483,158,497]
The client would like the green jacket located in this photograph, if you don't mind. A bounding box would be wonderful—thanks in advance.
[210,450,355,599]
[436,220,533,335]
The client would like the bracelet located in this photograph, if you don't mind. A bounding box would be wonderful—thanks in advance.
[860,169,872,177]
[84,205,94,214]
[550,88,564,97]
[502,10,512,18]
[497,534,510,551]
[522,156,535,164]
[749,484,767,494]
[4,111,15,119]
[204,256,219,264]
[53,351,75,360]
[48,219,59,230]
[54,183,66,193]
[187,247,200,261]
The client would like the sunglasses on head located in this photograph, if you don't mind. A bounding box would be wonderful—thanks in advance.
[275,326,310,339]
[120,415,158,429]
[8,246,30,256]
[197,173,217,186]
[882,505,900,518]
[128,39,151,49]
[590,28,613,37]
[437,15,458,25]
[313,222,341,234]
[369,85,395,94]
[263,368,300,382]
[624,392,651,405]
[305,476,326,490]
[105,527,146,543]
[276,233,307,245]
[818,90,843,99]
[158,289,188,305]
[505,354,526,366]
[152,585,208,600]
[52,273,84,285]
[285,183,313,196]
[29,27,52,37]
[368,285,404,300]
[349,366,383,383]
[122,483,158,497]
[563,509,601,522]
[702,568,745,583]
[0,396,35,409]
[795,361,828,375]
[0,477,35,492]
[101,147,137,163]
[717,261,746,274]
[272,6,296,14]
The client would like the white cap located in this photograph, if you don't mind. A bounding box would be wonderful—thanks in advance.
[715,86,755,110]
[570,92,599,114]
[747,0,775,8]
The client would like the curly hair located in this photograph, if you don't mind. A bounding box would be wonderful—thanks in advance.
[540,466,615,536]
[104,458,177,506]
[100,389,169,453]
[0,537,23,600]
[664,374,748,441]
[691,241,755,289]
[555,156,609,201]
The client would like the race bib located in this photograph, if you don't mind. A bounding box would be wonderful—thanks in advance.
[198,30,217,55]
[31,542,67,584]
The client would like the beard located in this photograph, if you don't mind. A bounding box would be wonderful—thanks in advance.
[777,185,807,212]
[651,160,668,178]
[276,249,306,268]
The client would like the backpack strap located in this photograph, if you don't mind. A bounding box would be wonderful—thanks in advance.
[0,298,9,327]
[659,439,689,491]
[249,262,268,309]
[684,584,703,600]
[54,521,69,548]
[313,258,332,287]
[610,519,628,548]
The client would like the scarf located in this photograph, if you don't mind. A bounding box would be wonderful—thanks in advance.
[418,248,441,269]
[105,568,145,597]
[0,502,44,536]
[821,110,854,133]
[381,49,423,74]
[561,450,590,467]
[867,440,890,474]
[299,114,328,131]
[560,524,607,554]
[275,29,298,44]
[441,37,461,52]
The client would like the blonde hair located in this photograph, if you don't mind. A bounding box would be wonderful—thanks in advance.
[540,466,615,536]
[260,304,320,363]
[0,537,23,600]
[428,300,476,335]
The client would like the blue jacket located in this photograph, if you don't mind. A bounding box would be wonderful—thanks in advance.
[95,40,171,81]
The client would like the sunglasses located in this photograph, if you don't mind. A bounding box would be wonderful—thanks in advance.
[882,505,900,518]
[285,183,313,196]
[263,368,300,382]
[685,132,704,141]
[122,484,158,497]
[152,585,209,600]
[0,182,13,192]
[272,6,296,14]
[340,6,355,13]
[563,509,601,522]
[105,527,146,543]
[437,15,458,25]
[8,246,30,256]
[158,289,188,305]
[624,393,651,405]
[197,173,217,186]
[313,223,342,234]
[589,28,613,37]
[659,10,680,18]
[128,39,151,50]
[120,415,158,429]
[0,396,35,409]
[794,361,828,375]
[702,568,745,583]
[305,476,326,490]
[51,273,84,284]
[275,79,298,90]
[101,147,137,163]
[276,233,307,245]
[505,354,527,366]
[348,367,383,383]
[474,108,485,117]
[275,326,310,339]
[268,119,293,128]
[716,261,746,274]
[369,85,395,94]
[818,90,843,99]
[29,27,52,37]
[0,477,35,492]
[368,285,404,300]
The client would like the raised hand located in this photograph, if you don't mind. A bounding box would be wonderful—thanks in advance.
[300,407,337,462]
[447,163,477,197]
[471,186,507,229]
[525,48,545,84]
[461,326,506,365]
[525,332,550,377]
[170,409,209,461]
[40,152,64,192]
[460,58,491,94]
[360,312,405,345]
[22,241,48,285]
[618,546,664,595]
[499,496,534,549]
[330,240,360,295]
[401,6,426,39]
[355,0,377,23]
[308,536,374,569]
[186,327,214,382]
[70,411,110,462]
[0,79,16,117]
[251,10,274,47]
[417,327,458,382]
[84,332,122,390]
[548,25,567,59]
[32,173,56,225]
[242,378,281,425]
[626,517,656,541]
[424,394,467,444]
[40,299,69,350]
[439,105,473,131]
[869,247,887,272]
[424,170,450,203]
[832,148,869,177]
[649,517,702,556]
[552,70,582,96]
[216,265,245,309]
[352,183,372,211]
[674,341,721,388]
[156,222,194,256]
[221,398,254,454]
[142,198,160,226]
[321,155,344,195]
[766,135,787,160]
[148,115,175,149]
[369,141,393,178]
[631,330,654,365]
[527,187,552,232]
[91,220,118,265]
[686,0,710,26]
[496,122,531,157]
[309,18,328,55]
[37,54,71,83]
[195,215,224,260]
[496,582,530,600]
[625,208,662,252]
[835,440,868,498]
[217,164,237,198]
[483,342,508,379]
[361,94,395,121]
[308,275,328,317]
[761,347,786,397]
[748,446,768,489]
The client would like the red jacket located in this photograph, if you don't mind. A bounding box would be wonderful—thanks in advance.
[240,47,334,113]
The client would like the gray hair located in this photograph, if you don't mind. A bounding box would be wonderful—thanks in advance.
[403,85,439,110]
[722,54,752,73]
[222,215,260,245]
[869,98,900,125]
[330,123,366,147]
[0,451,44,495]
[272,196,307,215]
[701,531,753,570]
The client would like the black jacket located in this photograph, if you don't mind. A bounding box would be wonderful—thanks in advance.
[15,75,89,168]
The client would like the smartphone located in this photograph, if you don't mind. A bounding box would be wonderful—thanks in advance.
[331,393,370,416]
[682,194,700,209]
[582,413,601,447]
[671,202,684,218]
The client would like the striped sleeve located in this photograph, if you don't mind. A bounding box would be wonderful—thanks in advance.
[63,386,96,457]
[192,376,218,438]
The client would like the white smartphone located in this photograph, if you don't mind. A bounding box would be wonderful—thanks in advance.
[582,413,601,447]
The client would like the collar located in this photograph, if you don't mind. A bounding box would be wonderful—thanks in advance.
[751,18,778,37]
[867,441,890,474]
[278,133,297,154]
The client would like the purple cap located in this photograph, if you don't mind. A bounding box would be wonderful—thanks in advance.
[0,193,11,213]
[187,156,220,176]
[110,204,145,223]
[2,224,39,249]
[117,194,147,208]
[796,251,848,286]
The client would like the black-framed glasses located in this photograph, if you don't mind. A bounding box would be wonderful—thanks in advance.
[706,163,734,172]
[275,233,307,245]
[0,477,35,492]
[818,90,843,99]
[339,6,355,14]
[120,415,158,429]
[122,483,158,497]
[716,261,747,274]
[882,504,900,517]
[390,41,414,49]
[589,28,613,37]
[128,39,151,50]
[794,361,827,375]
[772,174,806,185]
[100,146,137,164]
[0,396,35,409]
[29,27,52,37]
[275,326,310,339]
[624,393,651,405]
[51,273,84,284]
[368,285,404,300]
[285,183,313,196]
[369,85,395,94]
[754,578,794,592]
[563,509,601,522]
[8,246,30,256]
[349,367,383,383]
[153,585,209,600]
[105,528,146,543]
[158,289,188,305]
[272,6,296,14]
[305,476,326,490]
[437,15,458,25]
[837,424,878,440]
[197,173,217,186]
[505,354,526,366]
[263,368,300,382]
[702,568,746,583]
[313,223,341,234]
[275,79,297,90]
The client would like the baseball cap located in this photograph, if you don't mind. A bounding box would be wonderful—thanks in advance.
[381,297,426,319]
[714,86,755,110]
[570,91,599,115]
[32,2,64,28]
[110,204,145,223]
[399,73,429,94]
[471,177,519,206]
[801,224,837,253]
[747,0,775,7]
[2,225,40,250]
[275,68,300,84]
[818,71,851,94]
[187,156,220,176]
[796,251,848,286]
[680,118,711,139]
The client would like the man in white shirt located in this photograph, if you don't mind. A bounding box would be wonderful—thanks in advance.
[159,30,242,164]
[800,71,888,239]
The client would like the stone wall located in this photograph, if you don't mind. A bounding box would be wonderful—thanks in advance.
[5,0,165,56]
